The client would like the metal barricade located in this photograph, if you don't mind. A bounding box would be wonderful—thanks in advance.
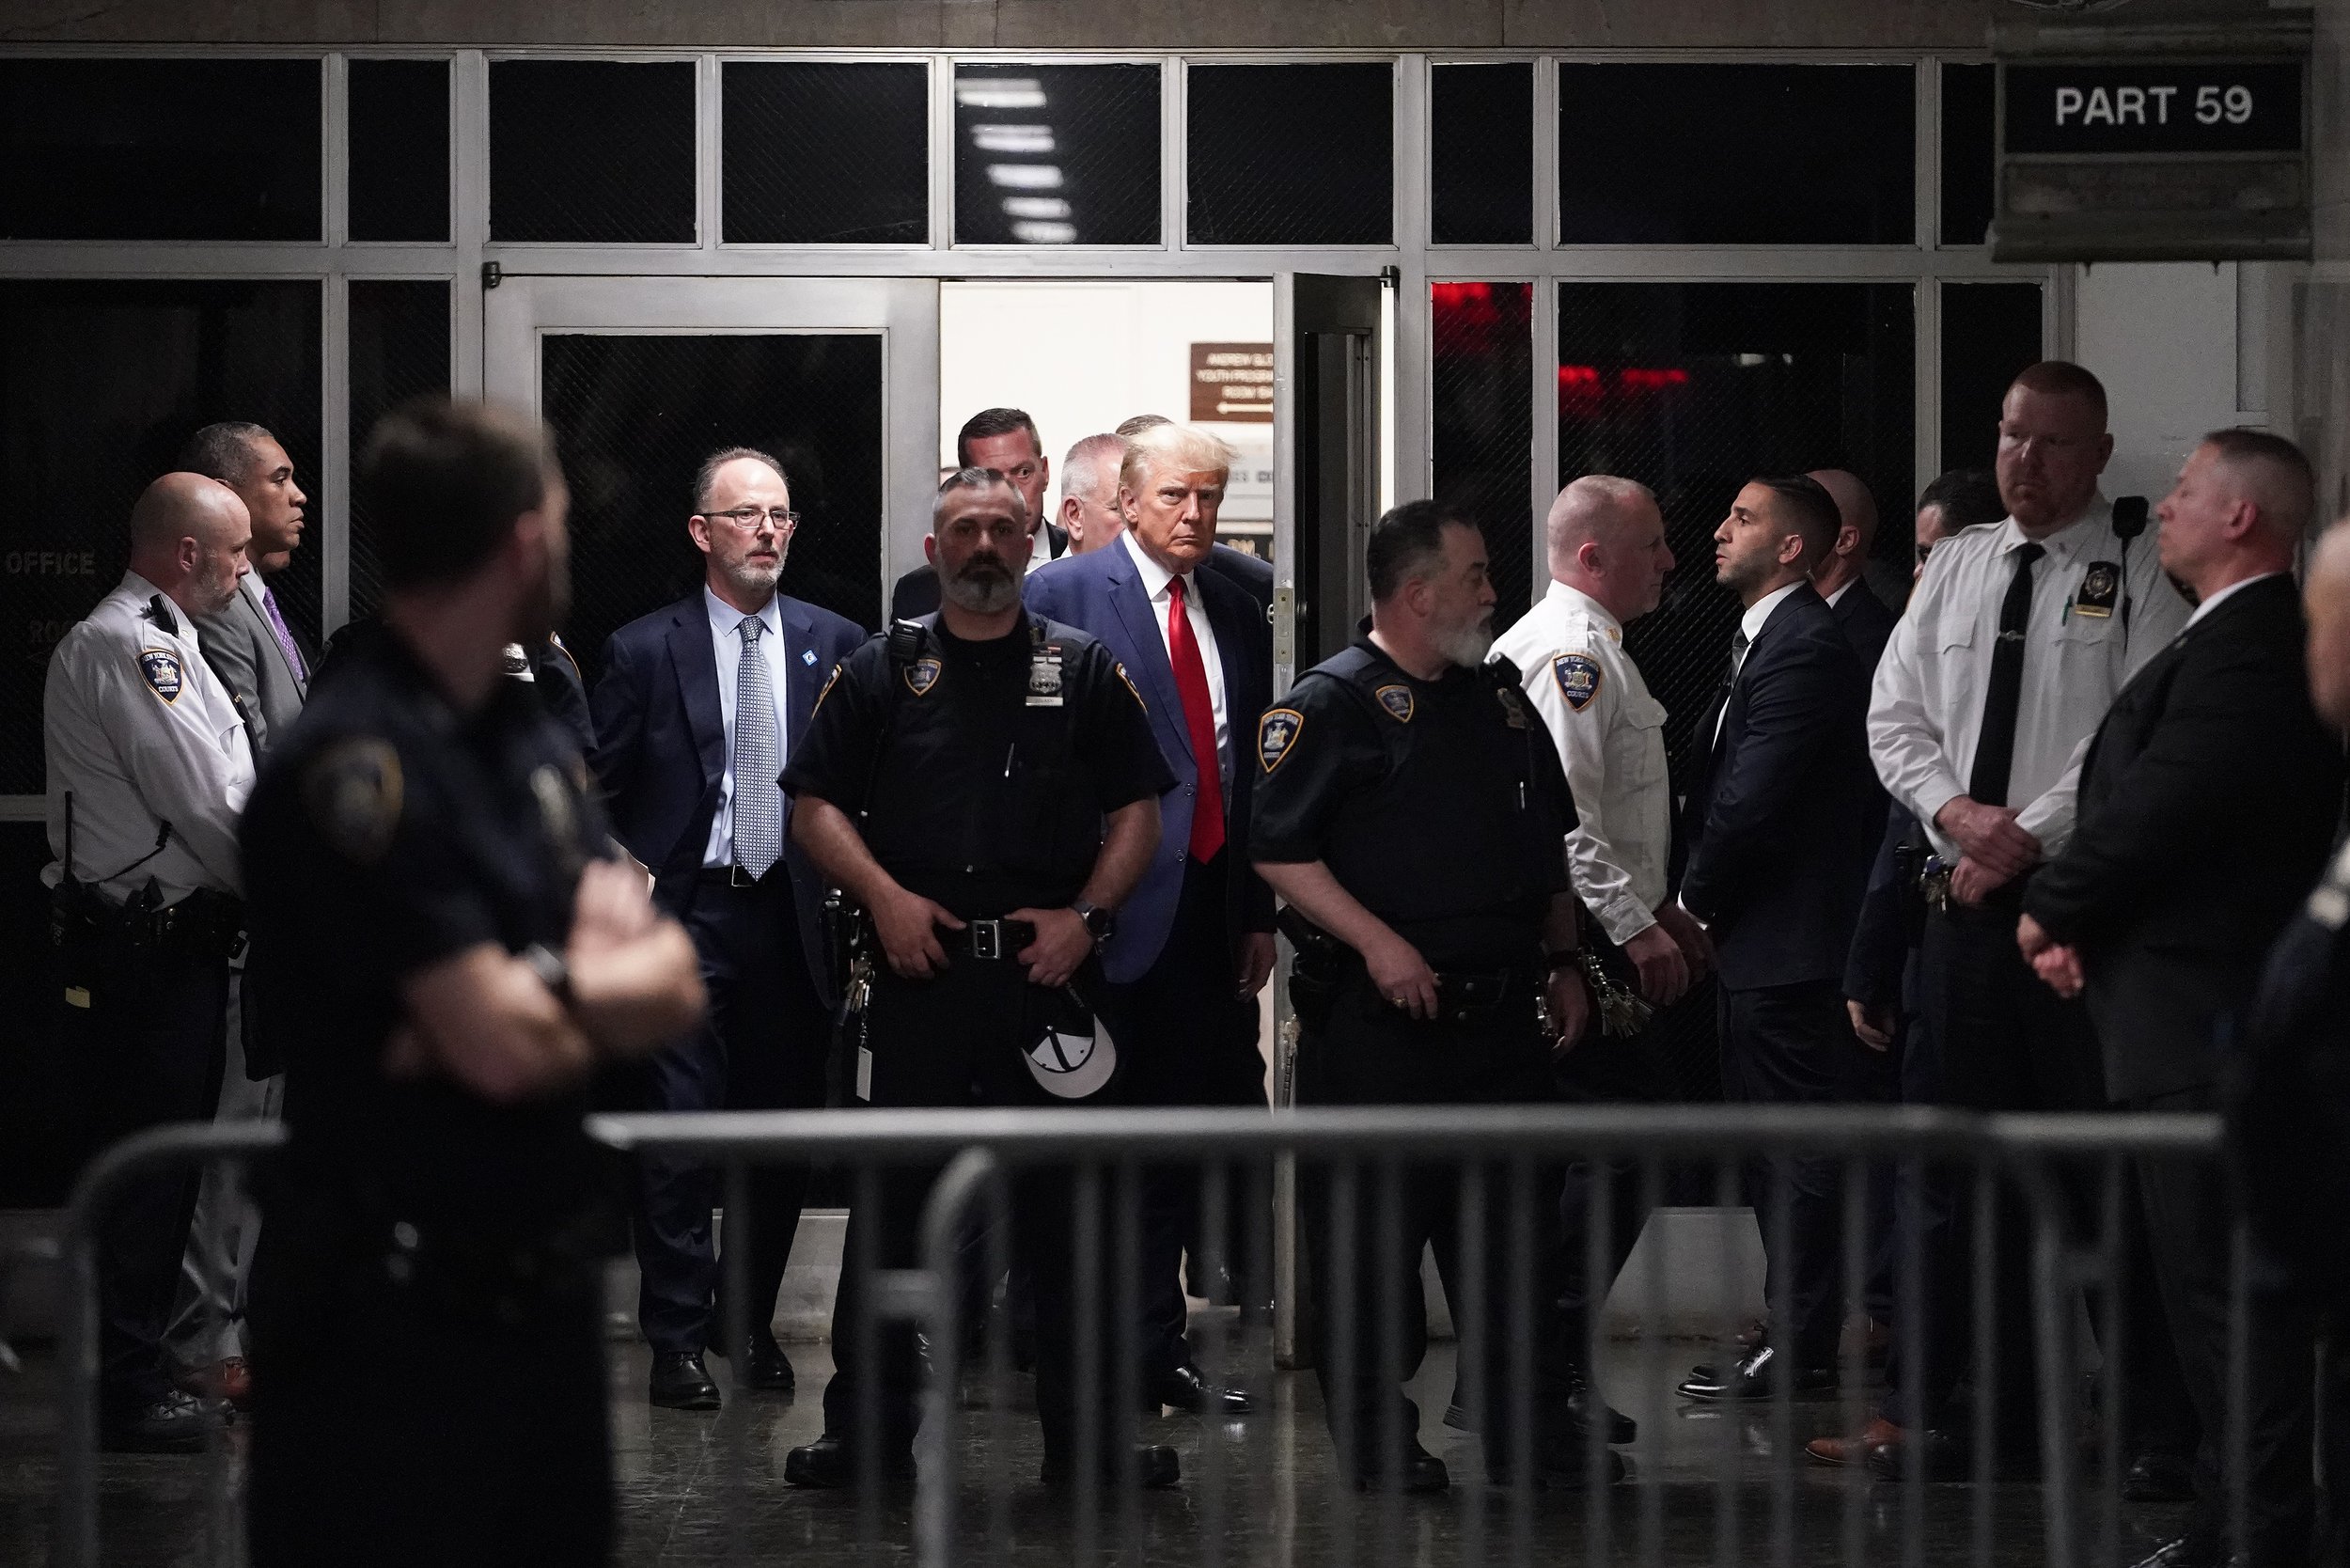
[46,1105,2255,1568]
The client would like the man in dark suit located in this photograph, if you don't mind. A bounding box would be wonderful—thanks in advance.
[1810,468,1899,669]
[2021,429,2340,1568]
[890,408,1068,620]
[1673,474,1874,1401]
[590,447,864,1410]
[1026,420,1274,1415]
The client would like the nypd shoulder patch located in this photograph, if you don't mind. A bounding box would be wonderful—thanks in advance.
[904,657,942,697]
[303,737,404,865]
[1259,708,1305,773]
[1554,652,1603,712]
[1114,660,1146,710]
[137,649,183,704]
[1374,683,1415,723]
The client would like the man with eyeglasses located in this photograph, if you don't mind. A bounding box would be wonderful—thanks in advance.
[888,408,1069,620]
[588,447,865,1411]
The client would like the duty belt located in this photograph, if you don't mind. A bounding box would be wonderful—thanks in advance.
[940,917,1037,962]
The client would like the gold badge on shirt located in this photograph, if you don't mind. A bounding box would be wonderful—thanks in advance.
[2073,561,2121,619]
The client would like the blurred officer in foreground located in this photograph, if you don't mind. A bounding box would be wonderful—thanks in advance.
[1672,475,1873,1403]
[781,467,1176,1492]
[591,447,862,1411]
[1490,474,1698,1449]
[46,472,256,1451]
[1864,360,2190,1478]
[1254,499,1594,1493]
[2237,516,2350,1568]
[2020,430,2337,1568]
[166,421,309,1412]
[243,398,705,1565]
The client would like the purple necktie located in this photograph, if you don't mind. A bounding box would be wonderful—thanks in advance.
[258,585,306,683]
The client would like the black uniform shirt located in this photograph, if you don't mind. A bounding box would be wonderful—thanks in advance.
[241,625,614,1237]
[783,610,1173,917]
[1251,632,1576,968]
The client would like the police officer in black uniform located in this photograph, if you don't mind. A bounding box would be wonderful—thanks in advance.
[242,399,706,1566]
[1251,499,1595,1493]
[780,466,1178,1492]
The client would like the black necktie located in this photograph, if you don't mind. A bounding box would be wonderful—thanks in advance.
[1966,541,2045,807]
[1703,625,1749,761]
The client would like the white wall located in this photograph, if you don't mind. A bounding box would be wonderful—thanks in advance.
[939,280,1277,528]
[2075,261,2274,505]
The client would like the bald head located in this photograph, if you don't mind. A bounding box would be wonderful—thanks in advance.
[2305,518,2350,734]
[1546,475,1673,624]
[128,472,251,617]
[1807,468,1879,596]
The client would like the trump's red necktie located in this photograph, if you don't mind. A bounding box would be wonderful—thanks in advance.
[1166,575,1225,861]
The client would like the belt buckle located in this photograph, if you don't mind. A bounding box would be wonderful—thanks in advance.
[971,918,1002,961]
[730,864,757,888]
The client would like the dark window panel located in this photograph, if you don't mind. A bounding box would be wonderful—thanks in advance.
[1433,283,1534,630]
[0,58,321,241]
[0,279,321,796]
[349,282,454,621]
[954,63,1159,245]
[1432,63,1532,245]
[1558,64,1915,245]
[1188,63,1392,245]
[1940,63,1997,247]
[1940,281,2042,473]
[349,58,450,243]
[490,60,696,243]
[726,61,928,245]
[541,334,885,671]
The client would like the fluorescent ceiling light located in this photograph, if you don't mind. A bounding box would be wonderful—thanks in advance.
[972,124,1055,154]
[1001,196,1072,219]
[1011,221,1077,243]
[957,79,1046,110]
[987,164,1064,190]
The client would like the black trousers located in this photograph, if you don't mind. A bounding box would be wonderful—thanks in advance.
[1295,963,1569,1481]
[2136,1086,2314,1562]
[1096,850,1267,1380]
[61,934,230,1411]
[248,1209,610,1567]
[1552,1006,1674,1365]
[1886,899,2105,1433]
[631,871,829,1355]
[1718,978,1850,1368]
[819,954,1137,1470]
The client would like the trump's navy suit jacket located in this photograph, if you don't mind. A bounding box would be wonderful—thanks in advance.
[1026,542,1276,982]
[589,590,865,1001]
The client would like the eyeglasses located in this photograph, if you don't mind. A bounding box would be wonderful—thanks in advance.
[700,506,801,530]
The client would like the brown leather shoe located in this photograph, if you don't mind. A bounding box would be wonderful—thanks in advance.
[1805,1415,1904,1466]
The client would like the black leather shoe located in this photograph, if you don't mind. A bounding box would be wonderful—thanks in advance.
[1676,1343,1835,1403]
[1444,1372,1637,1444]
[2123,1450,2197,1504]
[727,1335,794,1393]
[1351,1442,1450,1494]
[1864,1425,2041,1482]
[1149,1362,1253,1416]
[650,1350,722,1410]
[101,1389,227,1453]
[1042,1444,1182,1491]
[1487,1439,1627,1490]
[784,1433,916,1490]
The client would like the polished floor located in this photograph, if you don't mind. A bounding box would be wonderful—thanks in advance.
[3,1310,2194,1567]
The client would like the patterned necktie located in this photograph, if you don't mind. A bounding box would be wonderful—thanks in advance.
[1967,541,2045,808]
[1166,575,1226,862]
[732,616,782,879]
[258,584,306,683]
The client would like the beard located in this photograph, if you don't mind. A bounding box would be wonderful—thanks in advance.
[940,556,1019,615]
[721,551,783,600]
[1433,611,1496,668]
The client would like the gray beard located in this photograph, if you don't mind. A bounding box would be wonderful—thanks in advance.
[941,565,1019,615]
[1434,619,1496,668]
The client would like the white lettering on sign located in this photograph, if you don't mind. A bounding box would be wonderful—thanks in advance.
[2057,86,2083,124]
[4,550,99,575]
[2150,85,2177,122]
[2056,81,2253,129]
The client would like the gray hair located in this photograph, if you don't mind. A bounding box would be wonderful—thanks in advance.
[934,465,1028,526]
[693,447,787,512]
[1060,433,1128,507]
[179,421,274,485]
[1119,421,1235,499]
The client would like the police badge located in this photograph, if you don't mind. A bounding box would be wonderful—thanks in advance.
[136,649,183,704]
[1374,684,1416,723]
[304,738,404,865]
[1553,652,1603,712]
[904,657,943,697]
[2074,561,2121,619]
[1026,644,1064,707]
[1259,708,1304,773]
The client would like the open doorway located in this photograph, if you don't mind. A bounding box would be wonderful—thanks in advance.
[938,279,1277,562]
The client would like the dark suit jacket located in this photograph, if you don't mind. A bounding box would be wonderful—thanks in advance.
[1830,579,1899,673]
[1206,542,1275,613]
[1025,542,1276,983]
[889,522,1071,621]
[589,590,866,1000]
[2023,573,2344,1102]
[1678,583,1875,991]
[1843,804,1919,1008]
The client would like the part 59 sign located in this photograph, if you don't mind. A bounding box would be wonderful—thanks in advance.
[2005,63,2301,154]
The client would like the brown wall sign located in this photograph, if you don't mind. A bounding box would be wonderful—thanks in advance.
[1190,342,1274,423]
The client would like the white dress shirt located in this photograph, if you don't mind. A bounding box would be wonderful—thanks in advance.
[2184,570,2285,630]
[1868,496,2191,860]
[1492,579,1671,946]
[43,572,256,904]
[700,587,792,870]
[1122,531,1230,781]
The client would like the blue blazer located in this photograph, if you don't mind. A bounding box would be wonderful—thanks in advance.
[588,590,865,1002]
[1026,543,1277,983]
[1676,583,1874,991]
